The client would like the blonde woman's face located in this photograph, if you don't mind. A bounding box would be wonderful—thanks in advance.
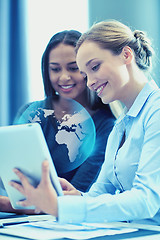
[76,41,131,105]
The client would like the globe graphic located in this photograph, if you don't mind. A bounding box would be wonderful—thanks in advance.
[17,98,96,173]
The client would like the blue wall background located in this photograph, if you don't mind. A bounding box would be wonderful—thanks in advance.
[0,0,29,126]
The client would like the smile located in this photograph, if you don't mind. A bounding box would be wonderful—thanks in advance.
[59,84,76,92]
[96,83,108,96]
[60,84,75,89]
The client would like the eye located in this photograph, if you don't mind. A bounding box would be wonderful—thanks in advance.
[92,63,100,72]
[49,67,61,73]
[68,66,79,72]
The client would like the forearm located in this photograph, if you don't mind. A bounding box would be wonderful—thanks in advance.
[0,196,35,214]
[0,196,16,212]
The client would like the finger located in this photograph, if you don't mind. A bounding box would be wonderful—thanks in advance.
[59,178,68,188]
[13,168,29,186]
[34,207,42,214]
[63,190,82,196]
[59,178,73,191]
[41,160,51,185]
[63,190,71,195]
[9,181,25,195]
[16,199,31,207]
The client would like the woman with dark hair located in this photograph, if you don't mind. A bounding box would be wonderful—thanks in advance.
[42,30,82,98]
[12,30,115,192]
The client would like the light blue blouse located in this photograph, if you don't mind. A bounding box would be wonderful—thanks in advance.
[58,80,160,225]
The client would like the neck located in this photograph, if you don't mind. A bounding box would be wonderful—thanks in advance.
[74,88,89,108]
[122,66,148,110]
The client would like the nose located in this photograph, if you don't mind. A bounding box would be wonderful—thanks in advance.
[59,70,71,81]
[86,76,96,91]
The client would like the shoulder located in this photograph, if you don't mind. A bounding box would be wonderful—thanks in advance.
[143,88,160,115]
[13,99,47,124]
[129,87,160,132]
[143,89,160,122]
[20,100,46,113]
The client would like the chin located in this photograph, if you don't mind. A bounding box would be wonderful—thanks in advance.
[101,97,110,105]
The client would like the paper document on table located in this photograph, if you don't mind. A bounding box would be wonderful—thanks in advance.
[0,214,55,226]
[0,220,138,240]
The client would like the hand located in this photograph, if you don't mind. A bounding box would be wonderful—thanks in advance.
[59,178,81,196]
[9,160,58,217]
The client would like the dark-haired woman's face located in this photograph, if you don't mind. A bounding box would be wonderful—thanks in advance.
[48,44,86,102]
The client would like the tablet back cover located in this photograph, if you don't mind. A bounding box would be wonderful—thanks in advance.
[0,123,63,209]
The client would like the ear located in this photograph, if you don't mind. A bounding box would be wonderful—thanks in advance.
[122,46,133,64]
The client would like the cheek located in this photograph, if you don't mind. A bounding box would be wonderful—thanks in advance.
[79,79,87,91]
[49,71,58,84]
[114,65,129,81]
[75,73,86,85]
[49,77,59,92]
[98,65,111,79]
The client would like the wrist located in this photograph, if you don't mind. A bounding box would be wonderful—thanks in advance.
[0,196,14,212]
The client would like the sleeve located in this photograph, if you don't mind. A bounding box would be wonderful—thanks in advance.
[58,162,117,224]
[70,112,115,192]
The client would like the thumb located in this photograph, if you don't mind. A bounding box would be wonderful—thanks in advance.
[41,160,51,185]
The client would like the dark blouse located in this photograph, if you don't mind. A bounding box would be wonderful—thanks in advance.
[14,97,115,192]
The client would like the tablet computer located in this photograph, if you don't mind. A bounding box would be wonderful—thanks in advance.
[0,123,63,209]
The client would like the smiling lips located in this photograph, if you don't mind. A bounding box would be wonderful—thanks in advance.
[59,82,108,95]
[96,82,108,96]
[59,84,75,92]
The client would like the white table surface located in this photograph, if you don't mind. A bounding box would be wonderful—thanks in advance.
[0,213,160,240]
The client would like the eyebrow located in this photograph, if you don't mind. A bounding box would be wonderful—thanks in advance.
[49,61,77,65]
[68,61,77,65]
[86,58,96,67]
[49,62,59,65]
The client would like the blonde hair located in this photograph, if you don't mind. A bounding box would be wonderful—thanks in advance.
[76,20,154,71]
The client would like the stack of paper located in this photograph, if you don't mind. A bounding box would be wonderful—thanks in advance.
[0,220,138,239]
